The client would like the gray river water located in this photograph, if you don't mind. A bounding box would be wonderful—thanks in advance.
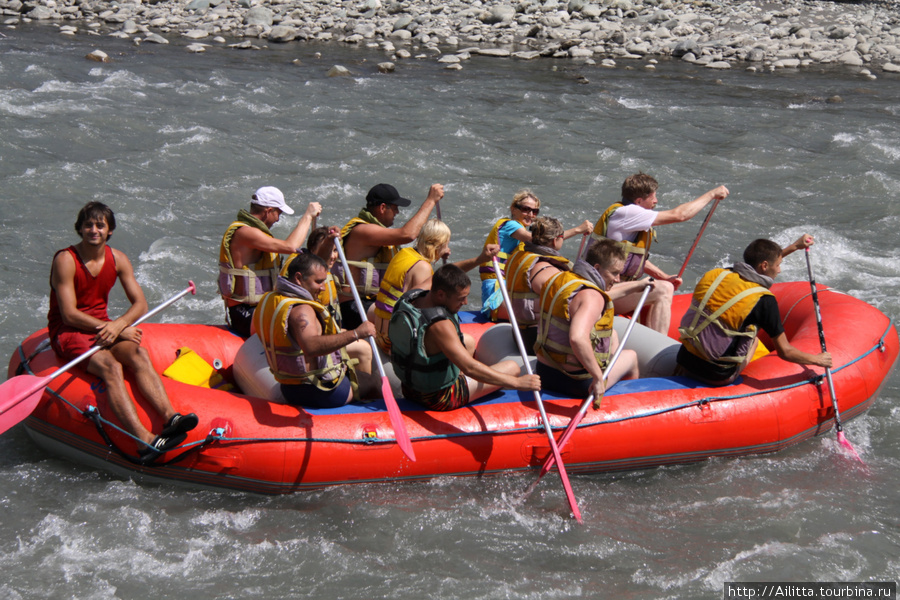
[1,23,899,600]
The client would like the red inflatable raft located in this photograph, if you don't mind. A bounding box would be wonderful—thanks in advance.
[6,282,897,494]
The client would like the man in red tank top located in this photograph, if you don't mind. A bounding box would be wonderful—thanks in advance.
[48,202,198,462]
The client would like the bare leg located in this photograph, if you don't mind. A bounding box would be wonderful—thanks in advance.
[86,349,155,444]
[111,341,177,429]
[612,280,674,335]
[465,359,521,401]
[462,333,476,357]
[346,338,379,399]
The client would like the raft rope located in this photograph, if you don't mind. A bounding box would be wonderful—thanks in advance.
[15,318,894,450]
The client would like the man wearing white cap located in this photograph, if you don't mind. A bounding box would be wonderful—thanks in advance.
[218,186,322,337]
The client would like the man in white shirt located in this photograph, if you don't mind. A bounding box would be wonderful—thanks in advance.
[586,172,729,334]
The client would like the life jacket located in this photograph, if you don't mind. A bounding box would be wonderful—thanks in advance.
[252,290,350,390]
[678,268,773,368]
[505,248,571,329]
[281,252,342,328]
[478,218,524,282]
[335,216,398,299]
[535,271,614,380]
[389,289,465,395]
[588,203,653,280]
[374,247,430,352]
[218,214,280,305]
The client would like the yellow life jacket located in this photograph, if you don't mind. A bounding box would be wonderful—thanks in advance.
[678,268,773,367]
[589,203,654,281]
[218,215,280,305]
[478,218,524,281]
[506,248,571,329]
[252,290,350,389]
[536,271,614,379]
[374,247,430,352]
[336,217,398,299]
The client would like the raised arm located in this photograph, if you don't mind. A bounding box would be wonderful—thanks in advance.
[352,184,444,247]
[781,234,814,258]
[652,185,729,226]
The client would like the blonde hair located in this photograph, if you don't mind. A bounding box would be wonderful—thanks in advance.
[416,218,451,263]
[509,189,541,212]
[529,216,563,246]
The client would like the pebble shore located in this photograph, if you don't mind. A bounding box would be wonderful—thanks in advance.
[4,0,900,76]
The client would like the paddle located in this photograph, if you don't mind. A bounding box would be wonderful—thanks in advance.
[577,232,589,262]
[492,256,582,522]
[677,197,722,280]
[334,239,416,462]
[0,281,197,435]
[528,281,653,492]
[435,202,447,265]
[804,248,864,464]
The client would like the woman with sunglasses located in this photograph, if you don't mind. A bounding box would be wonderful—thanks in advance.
[478,190,590,321]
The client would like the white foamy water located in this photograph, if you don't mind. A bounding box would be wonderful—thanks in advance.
[1,24,899,600]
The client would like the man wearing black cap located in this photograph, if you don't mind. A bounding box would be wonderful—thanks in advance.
[336,182,444,329]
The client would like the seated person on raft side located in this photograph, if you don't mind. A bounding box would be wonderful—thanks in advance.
[336,182,445,330]
[49,202,198,461]
[280,225,344,329]
[218,186,322,338]
[676,235,832,387]
[252,253,380,409]
[389,264,541,411]
[585,172,729,335]
[372,218,499,354]
[535,239,641,401]
[479,189,591,322]
[504,216,574,355]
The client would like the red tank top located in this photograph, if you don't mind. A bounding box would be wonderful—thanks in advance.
[47,245,118,336]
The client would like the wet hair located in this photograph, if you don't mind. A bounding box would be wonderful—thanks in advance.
[529,216,564,246]
[74,202,116,238]
[306,226,331,253]
[432,264,470,295]
[287,251,327,280]
[621,172,659,205]
[509,189,541,212]
[416,218,451,263]
[585,238,627,269]
[743,239,782,268]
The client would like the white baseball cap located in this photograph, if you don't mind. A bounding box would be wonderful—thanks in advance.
[251,186,294,215]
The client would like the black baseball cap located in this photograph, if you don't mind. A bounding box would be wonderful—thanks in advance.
[365,183,412,207]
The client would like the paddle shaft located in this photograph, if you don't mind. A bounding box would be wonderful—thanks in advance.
[677,197,722,280]
[0,281,196,425]
[334,238,416,461]
[535,282,653,480]
[492,256,582,523]
[804,248,844,432]
[577,232,589,262]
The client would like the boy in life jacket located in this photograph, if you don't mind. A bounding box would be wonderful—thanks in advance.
[253,253,379,408]
[373,219,498,353]
[389,264,540,411]
[479,190,590,321]
[335,182,445,330]
[535,239,641,401]
[676,235,832,386]
[584,172,729,334]
[49,202,198,462]
[218,186,322,338]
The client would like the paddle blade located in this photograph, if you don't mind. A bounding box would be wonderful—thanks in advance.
[836,431,865,465]
[0,374,52,435]
[381,378,415,462]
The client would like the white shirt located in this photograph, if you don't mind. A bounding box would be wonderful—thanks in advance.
[604,204,657,243]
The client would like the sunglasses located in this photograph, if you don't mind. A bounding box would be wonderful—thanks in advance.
[515,204,539,215]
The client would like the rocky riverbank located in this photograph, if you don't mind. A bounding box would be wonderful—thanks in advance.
[4,0,900,75]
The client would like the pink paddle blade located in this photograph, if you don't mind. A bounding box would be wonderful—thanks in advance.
[382,378,415,462]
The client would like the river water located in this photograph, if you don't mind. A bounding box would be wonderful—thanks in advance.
[2,23,899,599]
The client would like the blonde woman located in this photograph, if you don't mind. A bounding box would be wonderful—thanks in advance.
[373,219,496,353]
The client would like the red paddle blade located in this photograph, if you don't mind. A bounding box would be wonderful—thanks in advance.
[381,378,415,462]
[0,374,52,435]
[836,431,865,465]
